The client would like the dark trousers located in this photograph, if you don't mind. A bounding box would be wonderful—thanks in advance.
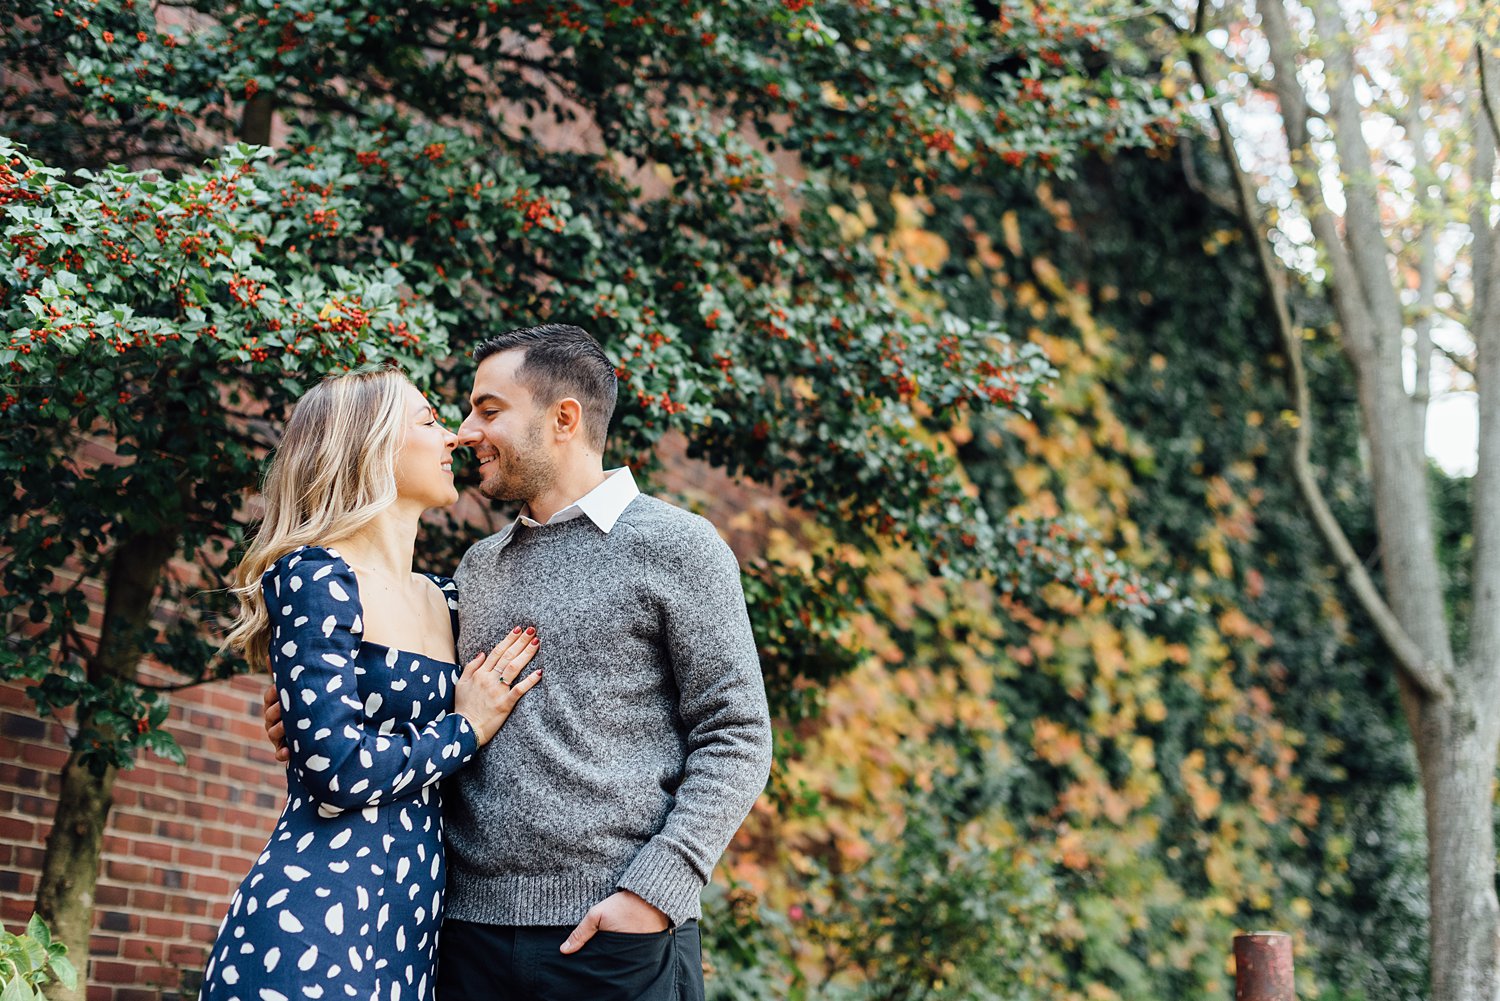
[436,918,705,1001]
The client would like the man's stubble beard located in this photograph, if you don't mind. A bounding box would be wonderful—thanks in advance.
[477,422,556,505]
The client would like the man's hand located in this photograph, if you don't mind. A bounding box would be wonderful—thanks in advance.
[558,891,669,954]
[263,683,289,763]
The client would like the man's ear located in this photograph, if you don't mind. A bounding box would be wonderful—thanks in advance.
[554,397,584,442]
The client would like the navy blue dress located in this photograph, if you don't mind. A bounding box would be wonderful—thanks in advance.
[201,546,479,1001]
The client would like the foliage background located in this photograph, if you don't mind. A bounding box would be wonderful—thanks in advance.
[0,1,1435,999]
[700,149,1429,1000]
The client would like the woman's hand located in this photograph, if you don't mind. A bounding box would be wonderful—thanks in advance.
[263,683,290,762]
[454,627,542,745]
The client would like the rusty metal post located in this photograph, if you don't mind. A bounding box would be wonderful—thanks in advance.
[1234,931,1294,1001]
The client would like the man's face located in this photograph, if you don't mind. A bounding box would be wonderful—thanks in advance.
[458,350,558,504]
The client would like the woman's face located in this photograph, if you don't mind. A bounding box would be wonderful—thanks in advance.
[393,382,460,509]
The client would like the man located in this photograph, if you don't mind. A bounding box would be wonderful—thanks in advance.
[266,324,773,1000]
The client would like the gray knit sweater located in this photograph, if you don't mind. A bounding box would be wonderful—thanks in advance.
[445,494,773,927]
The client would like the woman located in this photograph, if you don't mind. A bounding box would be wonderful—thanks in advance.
[202,367,538,1001]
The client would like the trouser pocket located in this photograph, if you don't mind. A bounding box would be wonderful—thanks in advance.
[536,927,675,1001]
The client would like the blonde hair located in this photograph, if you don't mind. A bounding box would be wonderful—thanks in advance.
[226,367,412,666]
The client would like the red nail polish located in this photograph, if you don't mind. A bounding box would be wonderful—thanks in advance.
[525,627,536,635]
[512,627,522,634]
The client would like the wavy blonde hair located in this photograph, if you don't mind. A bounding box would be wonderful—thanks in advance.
[226,367,412,667]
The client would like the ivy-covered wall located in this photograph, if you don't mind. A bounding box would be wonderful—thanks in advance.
[698,150,1428,1001]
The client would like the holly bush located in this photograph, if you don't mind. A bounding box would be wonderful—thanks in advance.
[3,0,1176,762]
[1,138,446,770]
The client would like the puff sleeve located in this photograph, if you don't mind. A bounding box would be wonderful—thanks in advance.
[266,547,478,810]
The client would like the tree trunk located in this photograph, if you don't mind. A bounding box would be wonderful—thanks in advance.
[1414,692,1500,1001]
[1364,367,1499,1001]
[34,752,119,1001]
[239,92,275,146]
[34,527,180,1001]
[1190,5,1500,995]
[1360,335,1500,1001]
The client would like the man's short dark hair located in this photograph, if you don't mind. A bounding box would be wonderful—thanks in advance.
[473,324,618,452]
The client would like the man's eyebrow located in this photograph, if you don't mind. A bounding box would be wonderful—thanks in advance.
[468,392,503,408]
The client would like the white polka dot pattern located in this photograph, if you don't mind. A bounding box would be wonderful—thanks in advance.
[201,547,477,1001]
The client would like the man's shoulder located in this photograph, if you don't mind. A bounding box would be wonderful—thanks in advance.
[618,494,722,540]
[455,527,513,579]
[616,494,737,568]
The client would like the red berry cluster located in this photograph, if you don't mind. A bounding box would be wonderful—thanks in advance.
[633,389,688,416]
[974,359,1019,404]
[228,275,267,306]
[505,188,564,232]
[922,128,956,153]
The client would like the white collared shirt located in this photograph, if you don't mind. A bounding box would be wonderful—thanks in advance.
[491,467,640,552]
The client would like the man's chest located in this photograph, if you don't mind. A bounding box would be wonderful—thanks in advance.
[455,550,652,662]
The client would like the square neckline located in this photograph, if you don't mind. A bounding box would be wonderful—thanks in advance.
[312,546,461,667]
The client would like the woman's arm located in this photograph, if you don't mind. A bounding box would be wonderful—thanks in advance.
[267,547,479,810]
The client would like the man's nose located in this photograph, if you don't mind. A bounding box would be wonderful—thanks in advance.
[456,415,482,447]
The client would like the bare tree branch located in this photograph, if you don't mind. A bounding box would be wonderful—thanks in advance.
[1406,100,1437,420]
[135,675,222,693]
[1466,37,1500,674]
[1179,132,1240,215]
[1186,0,1450,701]
[1254,0,1384,379]
[1472,66,1496,334]
[1436,342,1478,380]
[1307,0,1406,348]
[1478,41,1500,153]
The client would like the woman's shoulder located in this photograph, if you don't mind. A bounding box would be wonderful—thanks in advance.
[419,572,459,606]
[261,545,359,600]
[262,543,339,573]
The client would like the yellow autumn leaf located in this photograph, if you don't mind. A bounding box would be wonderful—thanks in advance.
[1056,828,1090,870]
[1208,540,1233,579]
[1032,257,1067,297]
[1014,463,1049,498]
[1180,750,1223,820]
[893,227,950,271]
[826,204,867,242]
[1204,847,1238,890]
[1002,209,1023,256]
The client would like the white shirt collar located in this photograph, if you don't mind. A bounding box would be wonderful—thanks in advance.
[495,467,639,548]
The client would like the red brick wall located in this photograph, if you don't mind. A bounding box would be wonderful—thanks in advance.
[0,440,781,1001]
[0,674,283,1001]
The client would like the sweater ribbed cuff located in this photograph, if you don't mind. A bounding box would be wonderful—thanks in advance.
[615,839,705,927]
